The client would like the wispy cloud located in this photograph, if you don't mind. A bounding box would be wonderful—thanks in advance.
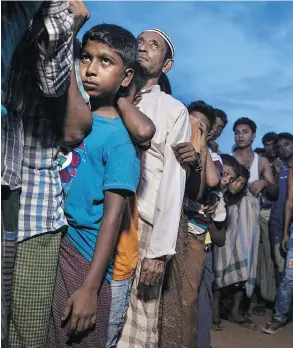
[82,1,293,152]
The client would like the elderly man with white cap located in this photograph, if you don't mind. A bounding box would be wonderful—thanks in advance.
[117,28,191,348]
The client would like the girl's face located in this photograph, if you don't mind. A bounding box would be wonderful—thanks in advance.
[221,164,237,189]
[228,175,247,194]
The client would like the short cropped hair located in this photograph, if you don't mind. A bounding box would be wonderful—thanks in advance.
[262,132,277,145]
[233,117,257,134]
[214,108,228,126]
[275,132,293,145]
[188,100,215,128]
[220,154,240,173]
[254,147,266,155]
[82,24,137,68]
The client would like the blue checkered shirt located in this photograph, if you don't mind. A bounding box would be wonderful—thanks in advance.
[2,1,75,242]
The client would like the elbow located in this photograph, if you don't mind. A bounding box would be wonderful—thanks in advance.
[135,123,156,145]
[207,177,220,188]
[63,121,93,146]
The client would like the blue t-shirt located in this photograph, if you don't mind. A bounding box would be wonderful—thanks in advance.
[270,164,289,237]
[59,114,140,281]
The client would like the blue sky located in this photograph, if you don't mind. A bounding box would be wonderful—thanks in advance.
[80,1,293,152]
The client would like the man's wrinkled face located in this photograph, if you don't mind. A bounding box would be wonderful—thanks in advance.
[137,31,168,77]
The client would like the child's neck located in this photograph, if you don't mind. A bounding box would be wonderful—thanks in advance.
[91,96,120,119]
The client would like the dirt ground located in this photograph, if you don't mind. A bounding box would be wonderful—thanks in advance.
[211,310,293,348]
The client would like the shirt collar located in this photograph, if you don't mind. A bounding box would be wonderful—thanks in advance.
[141,84,161,94]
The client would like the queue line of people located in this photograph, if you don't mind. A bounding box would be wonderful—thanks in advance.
[1,2,293,348]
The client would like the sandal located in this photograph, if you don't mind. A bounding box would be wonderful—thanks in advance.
[212,320,224,331]
[262,320,283,335]
[228,314,258,330]
[252,304,266,316]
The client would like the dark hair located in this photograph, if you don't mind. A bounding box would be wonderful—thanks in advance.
[275,132,293,145]
[158,73,172,95]
[238,164,250,181]
[220,154,240,173]
[262,132,277,145]
[187,100,215,128]
[233,117,257,134]
[82,24,137,68]
[254,147,266,155]
[214,108,228,126]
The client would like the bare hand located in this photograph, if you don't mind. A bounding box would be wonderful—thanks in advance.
[69,0,90,34]
[62,286,97,336]
[139,257,165,286]
[281,234,289,253]
[249,179,267,195]
[199,121,208,150]
[203,201,218,215]
[172,142,198,166]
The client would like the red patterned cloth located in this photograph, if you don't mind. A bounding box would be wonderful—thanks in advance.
[48,236,111,348]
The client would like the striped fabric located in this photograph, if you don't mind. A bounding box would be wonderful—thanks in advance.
[1,112,23,189]
[3,1,75,242]
[117,219,163,348]
[213,190,261,297]
[1,187,20,345]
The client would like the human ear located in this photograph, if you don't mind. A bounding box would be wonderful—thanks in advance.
[121,68,134,88]
[162,59,174,73]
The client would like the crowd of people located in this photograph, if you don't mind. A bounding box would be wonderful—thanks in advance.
[1,1,293,348]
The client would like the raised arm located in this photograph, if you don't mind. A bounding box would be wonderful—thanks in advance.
[36,0,76,97]
[117,97,156,146]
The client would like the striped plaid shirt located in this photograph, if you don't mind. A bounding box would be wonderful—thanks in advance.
[2,1,75,242]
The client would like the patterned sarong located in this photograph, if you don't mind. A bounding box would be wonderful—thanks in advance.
[48,236,111,348]
[9,229,63,348]
[159,212,207,348]
[213,191,260,297]
[117,218,163,348]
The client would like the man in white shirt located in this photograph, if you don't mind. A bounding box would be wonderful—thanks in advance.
[117,28,191,348]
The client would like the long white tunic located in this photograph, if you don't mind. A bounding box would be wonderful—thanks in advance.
[137,85,191,259]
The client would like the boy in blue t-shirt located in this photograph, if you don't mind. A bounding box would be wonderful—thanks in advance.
[48,24,140,348]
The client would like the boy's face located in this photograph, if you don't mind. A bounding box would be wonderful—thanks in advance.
[228,176,246,194]
[234,124,255,149]
[137,31,172,77]
[80,40,133,98]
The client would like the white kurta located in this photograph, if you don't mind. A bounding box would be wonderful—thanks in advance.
[137,85,191,259]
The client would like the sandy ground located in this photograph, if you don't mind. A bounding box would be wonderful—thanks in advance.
[211,310,293,348]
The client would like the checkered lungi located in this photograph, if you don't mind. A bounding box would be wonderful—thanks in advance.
[1,187,20,346]
[48,236,111,348]
[117,218,163,348]
[9,228,64,348]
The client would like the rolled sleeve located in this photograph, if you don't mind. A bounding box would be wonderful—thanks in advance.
[145,107,191,259]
